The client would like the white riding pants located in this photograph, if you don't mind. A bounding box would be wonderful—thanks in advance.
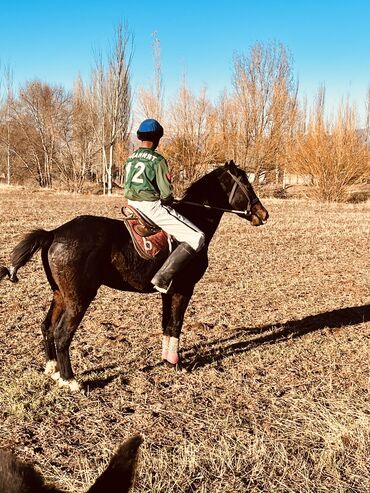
[127,199,205,252]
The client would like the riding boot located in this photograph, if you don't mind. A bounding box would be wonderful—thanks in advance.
[151,242,197,294]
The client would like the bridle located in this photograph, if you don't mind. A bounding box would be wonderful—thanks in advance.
[225,169,260,215]
[177,168,259,217]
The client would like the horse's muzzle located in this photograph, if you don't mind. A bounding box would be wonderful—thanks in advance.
[250,203,269,226]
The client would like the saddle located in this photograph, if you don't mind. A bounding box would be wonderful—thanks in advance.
[121,205,171,260]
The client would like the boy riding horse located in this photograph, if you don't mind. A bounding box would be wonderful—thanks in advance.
[124,119,205,296]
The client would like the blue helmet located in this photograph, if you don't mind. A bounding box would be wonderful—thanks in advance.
[137,119,164,141]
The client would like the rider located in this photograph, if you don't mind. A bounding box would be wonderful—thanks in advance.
[124,119,205,294]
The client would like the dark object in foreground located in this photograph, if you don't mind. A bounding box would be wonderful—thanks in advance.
[0,161,268,389]
[0,435,142,493]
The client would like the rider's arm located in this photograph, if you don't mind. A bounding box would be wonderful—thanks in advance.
[155,158,173,201]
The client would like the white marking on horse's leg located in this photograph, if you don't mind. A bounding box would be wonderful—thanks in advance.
[166,337,179,365]
[8,266,18,282]
[162,335,170,360]
[51,371,61,381]
[58,378,81,392]
[44,360,59,375]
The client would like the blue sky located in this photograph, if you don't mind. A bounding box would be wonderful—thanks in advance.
[1,0,369,122]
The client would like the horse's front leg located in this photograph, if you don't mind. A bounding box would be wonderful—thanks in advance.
[161,288,193,366]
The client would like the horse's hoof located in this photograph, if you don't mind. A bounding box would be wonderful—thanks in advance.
[58,378,81,392]
[44,360,59,375]
[165,360,186,372]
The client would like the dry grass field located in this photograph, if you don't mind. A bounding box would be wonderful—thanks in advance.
[0,186,369,493]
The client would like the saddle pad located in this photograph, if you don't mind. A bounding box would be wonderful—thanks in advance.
[122,206,170,260]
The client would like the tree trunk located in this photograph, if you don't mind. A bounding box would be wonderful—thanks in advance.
[107,143,113,195]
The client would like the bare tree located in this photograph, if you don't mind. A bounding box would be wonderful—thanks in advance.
[163,78,220,193]
[232,42,298,179]
[88,24,133,194]
[288,88,370,201]
[8,81,70,187]
[366,87,370,147]
[214,89,240,162]
[58,76,97,191]
[138,32,164,121]
[0,64,14,184]
[3,66,13,185]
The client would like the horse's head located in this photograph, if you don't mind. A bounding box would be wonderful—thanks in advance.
[220,161,269,226]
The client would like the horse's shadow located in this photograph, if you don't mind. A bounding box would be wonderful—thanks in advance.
[79,304,370,382]
[179,303,370,371]
[80,364,129,391]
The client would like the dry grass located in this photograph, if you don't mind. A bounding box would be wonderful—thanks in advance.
[0,189,369,492]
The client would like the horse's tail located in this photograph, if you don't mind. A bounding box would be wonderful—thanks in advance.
[1,229,54,283]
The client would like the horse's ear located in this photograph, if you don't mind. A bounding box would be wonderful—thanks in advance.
[87,435,143,493]
[225,160,237,170]
[0,449,62,493]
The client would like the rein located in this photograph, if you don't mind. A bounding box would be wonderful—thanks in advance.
[175,200,252,217]
[175,168,259,217]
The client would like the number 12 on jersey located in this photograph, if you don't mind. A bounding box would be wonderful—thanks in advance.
[126,162,145,184]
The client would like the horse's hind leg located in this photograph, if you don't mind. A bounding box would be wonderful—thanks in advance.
[41,291,64,376]
[54,298,92,391]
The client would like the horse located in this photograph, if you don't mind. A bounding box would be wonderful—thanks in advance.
[0,435,142,493]
[0,161,269,391]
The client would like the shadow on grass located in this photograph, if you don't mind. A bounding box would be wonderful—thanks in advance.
[145,304,369,373]
[80,364,129,390]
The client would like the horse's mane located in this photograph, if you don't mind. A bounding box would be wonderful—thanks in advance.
[181,167,223,201]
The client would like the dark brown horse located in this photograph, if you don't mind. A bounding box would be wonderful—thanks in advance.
[0,161,268,390]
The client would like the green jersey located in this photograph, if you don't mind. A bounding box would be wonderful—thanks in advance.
[124,147,173,202]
